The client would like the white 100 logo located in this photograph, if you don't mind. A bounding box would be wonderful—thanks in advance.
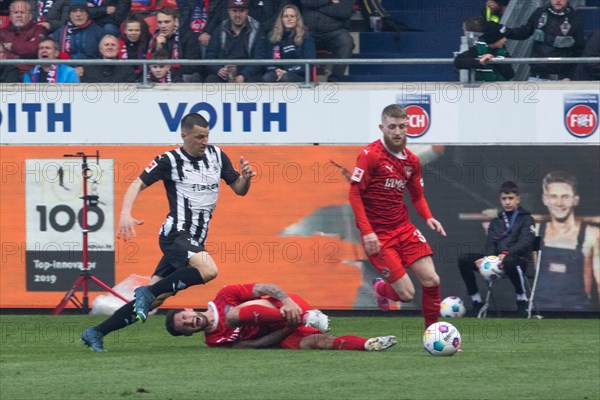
[35,205,105,232]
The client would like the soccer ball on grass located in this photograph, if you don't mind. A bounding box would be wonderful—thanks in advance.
[440,296,466,318]
[423,322,461,356]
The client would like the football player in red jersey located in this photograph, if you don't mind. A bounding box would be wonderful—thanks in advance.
[165,283,397,351]
[349,104,446,329]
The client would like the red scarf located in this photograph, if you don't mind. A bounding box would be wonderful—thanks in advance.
[148,26,180,61]
[190,0,210,33]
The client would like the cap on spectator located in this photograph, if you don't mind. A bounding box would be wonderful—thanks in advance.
[69,0,89,13]
[482,22,506,44]
[227,0,249,8]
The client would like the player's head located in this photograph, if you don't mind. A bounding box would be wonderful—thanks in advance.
[498,181,520,212]
[165,308,208,336]
[380,104,408,153]
[542,171,579,222]
[181,113,210,157]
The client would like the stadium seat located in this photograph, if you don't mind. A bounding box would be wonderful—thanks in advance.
[0,15,9,28]
[131,0,157,12]
[145,14,158,34]
[478,236,542,319]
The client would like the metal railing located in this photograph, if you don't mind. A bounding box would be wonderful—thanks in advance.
[5,56,599,87]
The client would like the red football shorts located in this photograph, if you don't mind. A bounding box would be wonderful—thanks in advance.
[368,222,433,283]
[280,326,321,350]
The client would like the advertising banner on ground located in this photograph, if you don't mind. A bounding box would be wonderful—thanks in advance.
[1,145,598,311]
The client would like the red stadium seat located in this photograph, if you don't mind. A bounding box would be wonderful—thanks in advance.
[145,14,158,33]
[131,0,157,12]
[0,15,9,29]
[158,0,179,8]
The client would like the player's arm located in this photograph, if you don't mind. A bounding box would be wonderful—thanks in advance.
[348,155,380,255]
[231,326,296,349]
[229,156,255,196]
[252,283,302,324]
[117,178,148,242]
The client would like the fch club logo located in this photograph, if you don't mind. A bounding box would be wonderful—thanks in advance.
[564,94,598,138]
[396,94,431,138]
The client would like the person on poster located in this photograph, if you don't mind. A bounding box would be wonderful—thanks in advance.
[81,112,256,352]
[535,171,600,310]
[348,104,447,329]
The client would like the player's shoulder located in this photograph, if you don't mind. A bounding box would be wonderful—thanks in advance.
[359,140,382,157]
[584,222,600,240]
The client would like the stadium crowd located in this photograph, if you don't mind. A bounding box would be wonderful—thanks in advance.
[1,0,597,83]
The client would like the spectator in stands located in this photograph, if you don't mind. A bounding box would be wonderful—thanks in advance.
[147,6,203,82]
[34,0,60,31]
[300,0,354,83]
[179,0,226,55]
[147,48,183,82]
[51,0,105,78]
[39,0,69,33]
[503,0,585,81]
[454,22,514,81]
[23,37,80,82]
[483,0,509,23]
[204,0,266,83]
[86,0,131,36]
[463,15,485,37]
[82,34,137,82]
[120,13,150,79]
[574,28,600,81]
[0,0,48,76]
[262,4,315,83]
[248,0,293,34]
[0,43,21,82]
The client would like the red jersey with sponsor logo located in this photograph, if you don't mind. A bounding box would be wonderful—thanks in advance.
[204,284,274,347]
[349,140,430,235]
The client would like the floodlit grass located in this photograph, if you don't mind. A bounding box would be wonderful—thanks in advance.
[0,315,598,400]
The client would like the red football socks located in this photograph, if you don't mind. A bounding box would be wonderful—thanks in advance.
[374,280,404,302]
[421,285,441,328]
[333,335,368,351]
[238,305,285,324]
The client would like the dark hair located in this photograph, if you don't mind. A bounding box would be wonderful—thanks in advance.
[543,171,578,194]
[499,181,519,195]
[150,48,170,60]
[165,309,185,336]
[181,113,209,131]
[381,104,407,121]
[157,6,179,18]
[463,15,485,33]
[40,38,60,51]
[123,12,151,48]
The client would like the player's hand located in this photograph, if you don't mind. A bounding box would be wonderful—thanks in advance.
[362,232,381,256]
[117,214,144,242]
[427,218,447,236]
[280,298,302,325]
[239,156,256,180]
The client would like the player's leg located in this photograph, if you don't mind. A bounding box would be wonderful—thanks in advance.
[294,331,396,351]
[408,256,440,329]
[134,233,216,322]
[369,234,415,310]
[82,260,174,351]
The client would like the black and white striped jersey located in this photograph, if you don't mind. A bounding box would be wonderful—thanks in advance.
[139,145,240,244]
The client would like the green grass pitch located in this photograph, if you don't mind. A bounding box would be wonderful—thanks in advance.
[1,315,598,400]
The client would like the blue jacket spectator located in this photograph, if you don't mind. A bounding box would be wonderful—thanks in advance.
[23,38,80,83]
[263,4,315,82]
[51,0,105,60]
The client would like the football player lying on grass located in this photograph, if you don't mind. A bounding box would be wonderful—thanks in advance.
[165,283,396,351]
